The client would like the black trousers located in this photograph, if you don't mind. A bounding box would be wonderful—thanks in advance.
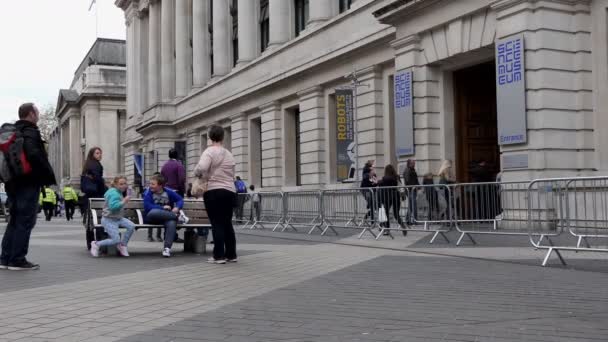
[204,189,237,260]
[65,200,76,220]
[42,203,55,221]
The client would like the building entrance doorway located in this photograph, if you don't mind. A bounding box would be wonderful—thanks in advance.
[454,61,500,183]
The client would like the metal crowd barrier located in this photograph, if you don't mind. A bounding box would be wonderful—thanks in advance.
[282,191,323,233]
[247,191,285,231]
[528,177,608,266]
[317,188,373,237]
[234,193,253,227]
[407,184,453,243]
[449,181,532,245]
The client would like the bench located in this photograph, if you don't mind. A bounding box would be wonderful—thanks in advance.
[84,198,211,255]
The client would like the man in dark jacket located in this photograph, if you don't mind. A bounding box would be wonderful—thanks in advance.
[1,103,56,271]
[160,149,186,197]
[402,159,419,225]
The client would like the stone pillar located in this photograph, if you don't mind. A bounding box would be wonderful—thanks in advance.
[126,10,136,120]
[161,0,176,101]
[68,115,82,183]
[308,0,337,27]
[355,66,386,178]
[192,0,211,87]
[231,113,249,183]
[148,0,162,105]
[260,102,283,188]
[212,0,231,77]
[175,0,192,97]
[99,109,120,178]
[268,0,291,49]
[137,13,149,113]
[186,131,201,183]
[237,0,259,66]
[297,86,326,186]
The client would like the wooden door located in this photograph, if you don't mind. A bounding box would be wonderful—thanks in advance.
[454,62,500,183]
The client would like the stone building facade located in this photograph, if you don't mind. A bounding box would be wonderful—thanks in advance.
[48,38,127,188]
[115,0,608,191]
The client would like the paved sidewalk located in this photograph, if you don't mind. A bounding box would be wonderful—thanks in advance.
[0,217,607,341]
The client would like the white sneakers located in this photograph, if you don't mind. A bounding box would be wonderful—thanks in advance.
[117,244,130,257]
[207,257,226,264]
[162,248,171,258]
[90,242,100,257]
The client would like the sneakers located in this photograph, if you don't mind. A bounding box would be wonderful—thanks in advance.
[8,260,40,271]
[0,263,7,270]
[226,258,238,263]
[207,257,226,264]
[90,241,100,257]
[117,244,130,257]
[162,248,171,258]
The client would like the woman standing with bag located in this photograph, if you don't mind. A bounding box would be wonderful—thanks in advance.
[81,147,107,226]
[193,125,237,264]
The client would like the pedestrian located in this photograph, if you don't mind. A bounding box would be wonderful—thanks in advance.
[194,125,237,264]
[90,176,136,258]
[80,147,107,224]
[437,160,455,219]
[1,103,56,271]
[62,183,79,221]
[40,187,57,221]
[160,149,186,243]
[234,176,248,222]
[402,159,419,225]
[361,160,378,223]
[249,184,261,222]
[422,173,439,220]
[143,174,184,257]
[378,164,405,235]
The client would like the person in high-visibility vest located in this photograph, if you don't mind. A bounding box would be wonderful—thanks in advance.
[62,185,78,221]
[40,187,57,222]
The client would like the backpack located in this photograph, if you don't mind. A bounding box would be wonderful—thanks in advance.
[0,123,32,183]
[235,180,247,193]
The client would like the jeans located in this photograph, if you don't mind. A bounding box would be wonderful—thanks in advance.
[204,189,237,260]
[146,209,178,249]
[1,184,40,265]
[65,200,76,220]
[42,202,54,221]
[98,217,136,247]
[234,195,246,221]
[407,190,417,224]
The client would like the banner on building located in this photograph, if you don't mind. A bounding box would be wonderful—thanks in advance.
[335,88,355,182]
[394,69,414,157]
[496,34,527,145]
[134,154,144,187]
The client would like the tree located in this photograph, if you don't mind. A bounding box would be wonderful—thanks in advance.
[38,104,58,141]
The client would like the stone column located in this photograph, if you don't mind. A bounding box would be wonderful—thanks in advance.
[260,102,283,188]
[212,0,231,77]
[237,0,259,66]
[137,13,149,113]
[126,9,136,119]
[186,131,201,183]
[161,0,176,101]
[192,0,211,87]
[297,86,326,186]
[148,0,161,105]
[268,0,291,49]
[308,0,337,27]
[175,0,191,97]
[231,113,249,182]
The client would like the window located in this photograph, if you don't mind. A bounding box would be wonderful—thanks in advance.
[174,141,187,168]
[260,0,270,52]
[339,0,352,13]
[284,107,302,186]
[231,0,238,66]
[294,0,309,37]
[294,108,302,186]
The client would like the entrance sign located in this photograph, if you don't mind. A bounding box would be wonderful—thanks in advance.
[496,34,527,145]
[335,88,355,182]
[394,69,414,156]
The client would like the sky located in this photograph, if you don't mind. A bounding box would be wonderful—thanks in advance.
[0,0,126,123]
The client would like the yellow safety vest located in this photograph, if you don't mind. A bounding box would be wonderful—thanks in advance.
[63,187,78,201]
[41,188,57,205]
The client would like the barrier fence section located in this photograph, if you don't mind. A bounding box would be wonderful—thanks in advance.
[565,177,608,249]
[318,188,373,237]
[234,193,253,227]
[449,181,531,245]
[283,191,323,233]
[246,191,285,231]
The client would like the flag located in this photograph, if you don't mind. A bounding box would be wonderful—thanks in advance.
[88,0,96,11]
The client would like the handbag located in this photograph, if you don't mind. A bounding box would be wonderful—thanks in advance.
[192,148,227,198]
[378,205,388,223]
[80,174,97,195]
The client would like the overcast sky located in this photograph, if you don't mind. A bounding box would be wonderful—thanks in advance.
[0,0,126,123]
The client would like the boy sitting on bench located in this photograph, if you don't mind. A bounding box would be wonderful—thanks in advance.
[143,174,184,257]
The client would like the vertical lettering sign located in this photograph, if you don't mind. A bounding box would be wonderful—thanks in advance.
[496,34,527,145]
[335,88,355,182]
[394,69,414,157]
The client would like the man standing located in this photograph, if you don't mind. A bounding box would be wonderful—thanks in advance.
[1,103,56,271]
[159,149,185,243]
[63,183,79,221]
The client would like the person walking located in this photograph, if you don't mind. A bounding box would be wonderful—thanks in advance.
[81,147,107,225]
[361,160,378,223]
[438,160,456,220]
[40,187,57,222]
[249,185,261,222]
[62,183,79,221]
[160,149,186,243]
[234,176,248,222]
[378,164,405,235]
[402,159,419,225]
[1,103,56,271]
[194,125,237,264]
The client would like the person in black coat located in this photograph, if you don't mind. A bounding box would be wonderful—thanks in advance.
[1,103,56,270]
[378,164,405,235]
[360,160,377,222]
[81,147,107,225]
[402,159,419,225]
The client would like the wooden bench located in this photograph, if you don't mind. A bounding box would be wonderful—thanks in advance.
[84,198,211,254]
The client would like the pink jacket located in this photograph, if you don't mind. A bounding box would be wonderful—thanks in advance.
[194,146,236,193]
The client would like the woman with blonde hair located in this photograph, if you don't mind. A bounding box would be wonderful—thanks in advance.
[437,160,455,220]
